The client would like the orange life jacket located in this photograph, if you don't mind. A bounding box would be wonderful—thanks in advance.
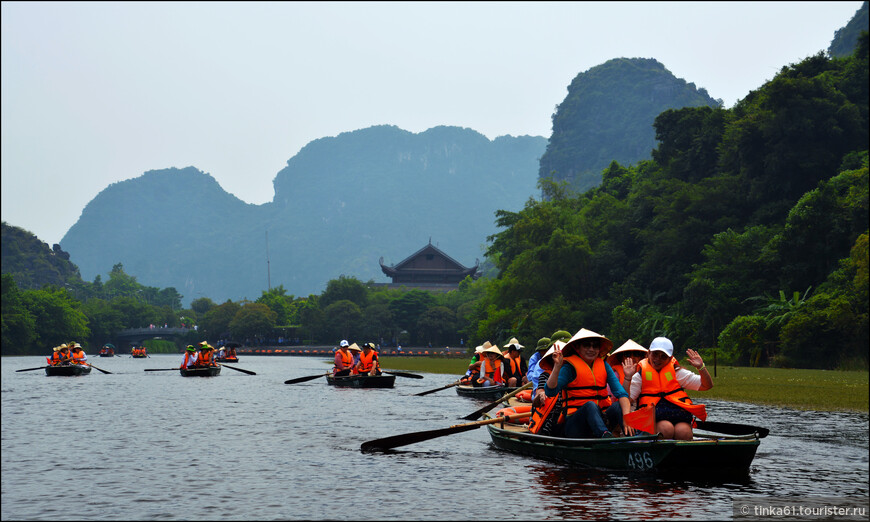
[482,357,504,384]
[357,350,379,373]
[505,355,524,378]
[528,394,564,434]
[334,349,353,371]
[50,352,62,365]
[197,351,214,366]
[72,351,87,364]
[636,358,707,421]
[181,352,197,368]
[560,355,613,416]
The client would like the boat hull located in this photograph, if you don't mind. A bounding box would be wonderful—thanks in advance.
[215,357,239,363]
[180,366,221,377]
[456,384,517,401]
[326,374,396,388]
[487,424,760,476]
[132,354,147,358]
[99,354,114,357]
[45,364,92,376]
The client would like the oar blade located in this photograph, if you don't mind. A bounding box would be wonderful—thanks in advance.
[284,373,329,385]
[384,371,424,379]
[144,368,180,372]
[361,423,481,452]
[219,363,256,375]
[414,380,461,396]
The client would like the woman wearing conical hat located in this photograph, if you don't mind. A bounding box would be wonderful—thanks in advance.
[543,328,635,439]
[475,342,505,387]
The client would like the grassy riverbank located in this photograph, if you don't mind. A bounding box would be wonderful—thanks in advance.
[380,357,869,413]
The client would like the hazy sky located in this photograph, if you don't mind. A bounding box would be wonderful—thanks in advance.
[2,1,863,245]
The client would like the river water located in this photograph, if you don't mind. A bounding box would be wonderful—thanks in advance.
[2,355,867,521]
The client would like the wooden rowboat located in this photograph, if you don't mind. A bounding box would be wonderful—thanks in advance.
[486,419,761,476]
[45,364,92,376]
[326,374,396,388]
[180,366,221,377]
[215,356,239,363]
[131,354,148,358]
[456,384,518,401]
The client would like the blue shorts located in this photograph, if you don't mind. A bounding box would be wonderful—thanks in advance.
[655,401,693,424]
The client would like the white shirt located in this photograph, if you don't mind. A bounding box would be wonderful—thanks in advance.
[630,366,702,402]
[181,352,198,368]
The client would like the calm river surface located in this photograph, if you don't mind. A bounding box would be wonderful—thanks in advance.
[2,354,868,521]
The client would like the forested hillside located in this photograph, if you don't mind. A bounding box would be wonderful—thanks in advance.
[829,1,868,58]
[476,36,869,369]
[1,223,82,289]
[538,57,720,193]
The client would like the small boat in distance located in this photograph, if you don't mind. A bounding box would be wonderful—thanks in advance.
[46,364,92,377]
[456,384,517,401]
[180,366,221,377]
[326,374,395,388]
[215,341,241,363]
[99,344,115,357]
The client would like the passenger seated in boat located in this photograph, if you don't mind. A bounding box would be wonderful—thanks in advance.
[48,345,63,365]
[227,346,237,358]
[476,343,505,387]
[195,342,216,367]
[460,345,485,385]
[70,343,88,364]
[333,340,354,376]
[57,345,73,365]
[628,337,711,440]
[180,345,198,369]
[502,338,528,388]
[606,339,648,409]
[543,328,635,439]
[355,342,382,376]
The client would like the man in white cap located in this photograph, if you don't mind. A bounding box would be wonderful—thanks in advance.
[333,340,354,376]
[502,337,528,387]
[629,337,712,440]
[460,344,486,385]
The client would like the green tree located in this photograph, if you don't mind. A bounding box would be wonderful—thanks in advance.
[256,285,295,325]
[1,274,36,355]
[323,299,363,342]
[416,306,457,346]
[200,300,241,342]
[229,302,277,342]
[21,286,90,351]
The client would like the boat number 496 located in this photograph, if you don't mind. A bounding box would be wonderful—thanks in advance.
[627,451,654,470]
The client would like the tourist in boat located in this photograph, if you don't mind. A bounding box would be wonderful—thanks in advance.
[543,328,635,438]
[57,344,74,365]
[502,338,528,387]
[180,345,198,369]
[226,344,237,359]
[47,345,63,365]
[195,342,216,367]
[460,344,485,385]
[628,337,711,440]
[528,331,571,404]
[333,340,355,376]
[476,343,505,387]
[606,339,648,401]
[70,343,88,364]
[355,342,382,376]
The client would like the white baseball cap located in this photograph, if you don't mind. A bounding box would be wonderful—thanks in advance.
[649,337,674,357]
[340,340,349,347]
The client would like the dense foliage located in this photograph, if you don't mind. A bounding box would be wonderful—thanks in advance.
[476,37,869,370]
[538,57,720,193]
[829,1,868,58]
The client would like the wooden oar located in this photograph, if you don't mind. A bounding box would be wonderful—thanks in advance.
[695,420,770,438]
[86,363,112,374]
[284,371,334,384]
[360,412,532,452]
[145,368,180,371]
[217,363,256,375]
[16,366,49,372]
[414,378,463,396]
[382,370,424,379]
[462,381,533,420]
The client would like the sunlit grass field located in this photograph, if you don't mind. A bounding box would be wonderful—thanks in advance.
[380,357,869,412]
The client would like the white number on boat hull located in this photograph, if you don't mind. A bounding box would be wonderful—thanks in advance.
[627,451,655,470]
